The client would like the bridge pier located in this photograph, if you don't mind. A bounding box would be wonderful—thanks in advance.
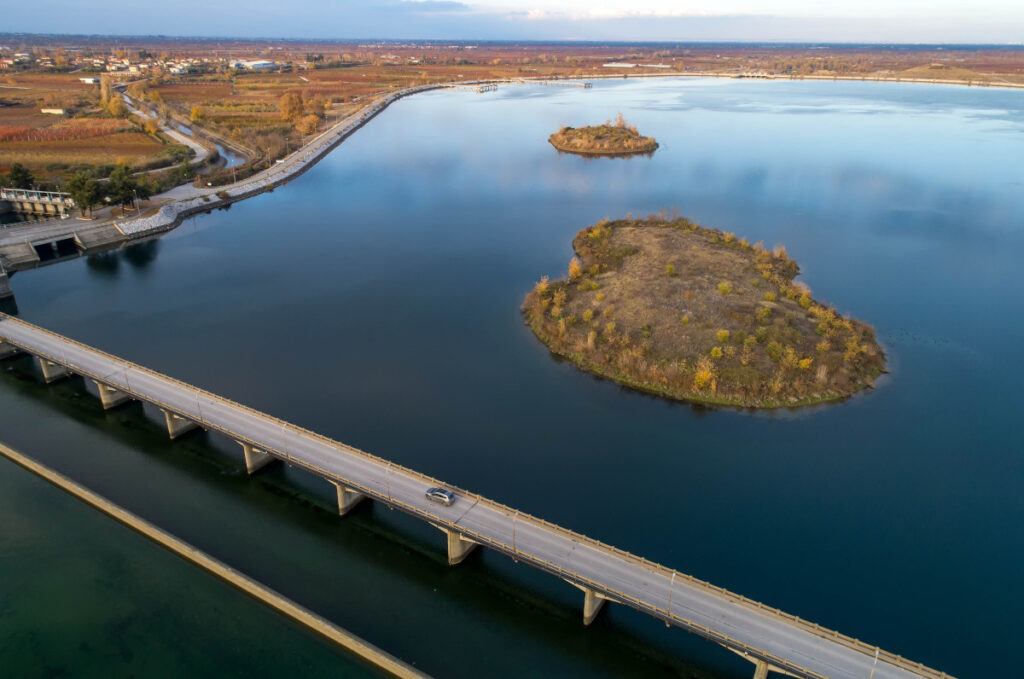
[564,580,610,625]
[441,529,478,566]
[162,410,198,439]
[37,357,71,383]
[329,480,367,515]
[239,442,276,474]
[582,587,608,626]
[93,380,132,409]
[563,581,610,625]
[726,648,785,679]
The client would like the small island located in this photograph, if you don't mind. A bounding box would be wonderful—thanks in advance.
[522,215,886,408]
[548,114,658,156]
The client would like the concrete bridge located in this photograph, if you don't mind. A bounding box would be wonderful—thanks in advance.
[0,188,75,218]
[0,312,951,679]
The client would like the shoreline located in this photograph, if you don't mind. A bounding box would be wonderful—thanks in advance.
[549,140,658,157]
[517,70,1024,91]
[526,311,878,410]
[0,440,430,679]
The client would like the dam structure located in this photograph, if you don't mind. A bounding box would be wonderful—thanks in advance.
[0,188,75,218]
[0,312,950,679]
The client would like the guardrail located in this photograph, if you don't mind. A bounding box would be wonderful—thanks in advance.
[0,312,950,679]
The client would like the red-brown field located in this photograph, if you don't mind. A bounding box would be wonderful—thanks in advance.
[0,118,132,142]
[1,132,164,169]
[0,72,181,180]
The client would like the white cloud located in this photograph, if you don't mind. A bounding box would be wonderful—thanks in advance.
[480,0,1024,21]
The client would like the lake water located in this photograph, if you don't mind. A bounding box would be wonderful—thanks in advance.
[2,78,1023,677]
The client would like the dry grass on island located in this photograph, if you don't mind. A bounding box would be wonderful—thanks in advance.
[549,114,658,156]
[523,214,886,408]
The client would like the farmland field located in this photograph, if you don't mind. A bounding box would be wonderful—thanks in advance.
[0,131,165,168]
[0,73,184,181]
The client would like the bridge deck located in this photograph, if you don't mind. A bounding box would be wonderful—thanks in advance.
[0,313,948,679]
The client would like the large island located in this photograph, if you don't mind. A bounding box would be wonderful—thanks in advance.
[548,114,658,156]
[523,215,885,407]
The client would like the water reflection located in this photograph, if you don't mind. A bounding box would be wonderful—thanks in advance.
[123,240,160,269]
[85,251,120,277]
[0,295,18,316]
[85,240,160,278]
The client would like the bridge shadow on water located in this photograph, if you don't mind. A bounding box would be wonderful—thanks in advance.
[0,295,18,316]
[85,240,161,279]
[0,355,754,679]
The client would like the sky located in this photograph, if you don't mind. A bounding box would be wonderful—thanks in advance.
[4,0,1024,43]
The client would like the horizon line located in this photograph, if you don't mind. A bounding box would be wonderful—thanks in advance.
[1,32,1023,48]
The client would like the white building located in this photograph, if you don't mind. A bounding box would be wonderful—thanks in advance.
[231,60,277,71]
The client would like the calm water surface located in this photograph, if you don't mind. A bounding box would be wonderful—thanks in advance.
[0,454,380,678]
[2,78,1023,677]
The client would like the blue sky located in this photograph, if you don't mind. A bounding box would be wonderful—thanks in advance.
[5,0,1023,42]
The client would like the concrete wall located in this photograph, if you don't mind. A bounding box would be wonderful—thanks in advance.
[10,201,65,216]
[0,200,11,215]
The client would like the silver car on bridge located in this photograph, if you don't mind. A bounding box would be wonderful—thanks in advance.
[425,487,455,506]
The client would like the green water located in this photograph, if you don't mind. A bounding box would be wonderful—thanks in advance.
[0,453,382,678]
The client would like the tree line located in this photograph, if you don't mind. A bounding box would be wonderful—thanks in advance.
[67,165,152,216]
